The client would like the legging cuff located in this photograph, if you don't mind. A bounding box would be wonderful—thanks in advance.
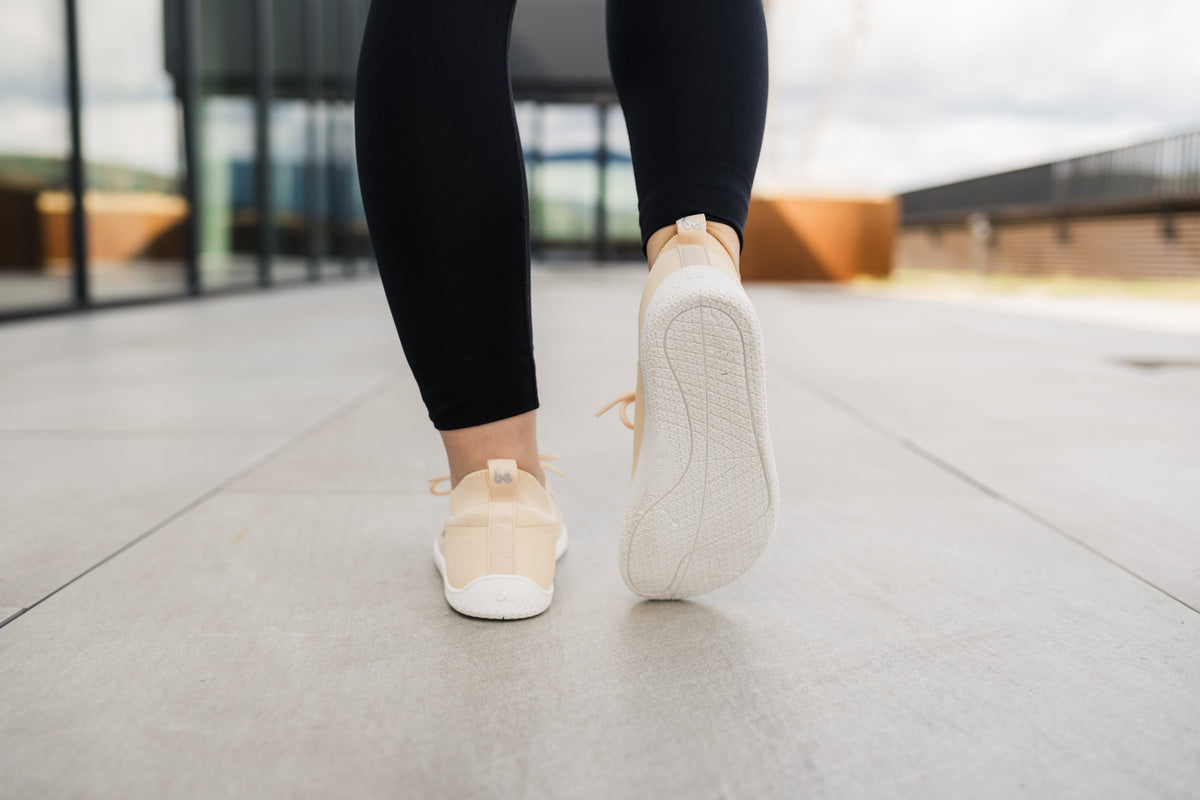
[415,348,540,431]
[636,160,753,257]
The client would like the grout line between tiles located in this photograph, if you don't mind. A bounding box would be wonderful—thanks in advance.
[219,487,424,497]
[0,371,405,632]
[769,359,1200,617]
[0,430,298,438]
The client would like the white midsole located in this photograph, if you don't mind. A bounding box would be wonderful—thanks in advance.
[433,524,568,619]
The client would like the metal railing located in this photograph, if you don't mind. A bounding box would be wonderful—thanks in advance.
[900,130,1200,224]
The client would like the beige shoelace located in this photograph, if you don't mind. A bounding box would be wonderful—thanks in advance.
[595,390,636,430]
[427,453,565,496]
[427,392,636,496]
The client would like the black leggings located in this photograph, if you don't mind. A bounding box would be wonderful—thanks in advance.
[355,0,769,430]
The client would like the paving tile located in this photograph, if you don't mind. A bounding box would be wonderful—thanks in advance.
[3,265,1198,797]
[227,267,971,505]
[0,485,1196,797]
[0,435,279,609]
[224,378,444,494]
[0,281,401,434]
[752,286,1200,609]
[226,267,637,494]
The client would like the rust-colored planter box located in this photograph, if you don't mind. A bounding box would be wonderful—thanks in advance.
[38,190,188,271]
[740,195,899,281]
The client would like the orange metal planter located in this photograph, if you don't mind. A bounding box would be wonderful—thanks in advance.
[38,191,188,270]
[740,195,898,281]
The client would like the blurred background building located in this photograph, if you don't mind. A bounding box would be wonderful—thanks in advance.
[0,0,632,321]
[897,132,1200,280]
[3,0,1199,322]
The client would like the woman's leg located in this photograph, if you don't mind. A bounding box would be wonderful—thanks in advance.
[606,0,770,264]
[604,0,777,599]
[355,0,545,487]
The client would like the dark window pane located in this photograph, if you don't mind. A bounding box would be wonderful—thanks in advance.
[197,0,259,289]
[270,100,309,282]
[536,104,599,250]
[606,105,639,251]
[79,0,189,302]
[0,0,75,313]
[270,0,310,283]
[313,0,337,278]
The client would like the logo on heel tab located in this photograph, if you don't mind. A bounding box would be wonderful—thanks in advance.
[494,471,513,484]
[678,215,705,230]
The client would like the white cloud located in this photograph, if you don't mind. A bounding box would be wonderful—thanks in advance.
[6,0,1198,198]
[77,0,175,102]
[0,97,70,157]
[0,1,68,101]
[759,0,1200,194]
[80,98,183,177]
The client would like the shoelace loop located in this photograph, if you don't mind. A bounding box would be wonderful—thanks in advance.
[427,452,565,496]
[595,390,636,430]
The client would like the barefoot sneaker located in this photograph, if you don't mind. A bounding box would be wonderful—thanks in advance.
[596,213,778,599]
[427,454,568,619]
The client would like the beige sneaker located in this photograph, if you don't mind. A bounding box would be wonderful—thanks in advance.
[597,213,778,599]
[427,454,568,619]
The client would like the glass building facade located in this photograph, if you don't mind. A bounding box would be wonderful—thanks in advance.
[0,0,639,322]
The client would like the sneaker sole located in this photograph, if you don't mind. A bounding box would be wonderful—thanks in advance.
[433,525,568,620]
[623,265,779,599]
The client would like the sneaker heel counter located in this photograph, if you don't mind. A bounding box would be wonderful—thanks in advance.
[484,459,519,576]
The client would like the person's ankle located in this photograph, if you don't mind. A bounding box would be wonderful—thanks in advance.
[439,409,547,490]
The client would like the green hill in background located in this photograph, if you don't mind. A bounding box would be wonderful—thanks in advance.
[0,154,180,194]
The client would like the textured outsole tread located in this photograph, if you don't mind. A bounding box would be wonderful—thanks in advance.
[623,266,779,599]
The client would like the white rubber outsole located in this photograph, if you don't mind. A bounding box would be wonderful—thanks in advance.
[433,525,568,620]
[622,265,779,599]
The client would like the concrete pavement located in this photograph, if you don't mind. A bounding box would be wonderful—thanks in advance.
[1,265,1198,797]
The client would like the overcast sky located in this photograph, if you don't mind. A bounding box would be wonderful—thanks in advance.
[3,0,1198,198]
[758,0,1200,195]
